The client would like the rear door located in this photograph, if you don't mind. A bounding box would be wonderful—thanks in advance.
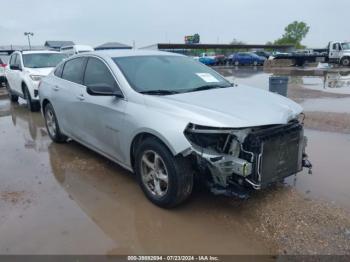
[79,57,126,161]
[6,54,23,94]
[55,57,87,137]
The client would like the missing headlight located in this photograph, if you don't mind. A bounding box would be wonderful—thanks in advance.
[184,124,244,155]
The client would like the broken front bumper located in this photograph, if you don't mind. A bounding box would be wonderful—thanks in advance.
[190,121,312,196]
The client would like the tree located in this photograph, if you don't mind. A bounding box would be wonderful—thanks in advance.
[274,21,310,49]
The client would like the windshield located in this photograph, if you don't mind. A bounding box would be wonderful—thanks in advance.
[341,43,350,50]
[113,55,230,94]
[22,53,68,68]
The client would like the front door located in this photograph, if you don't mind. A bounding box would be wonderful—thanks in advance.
[78,57,126,162]
[329,42,341,61]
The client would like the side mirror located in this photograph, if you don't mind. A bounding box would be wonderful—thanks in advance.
[10,65,21,71]
[86,84,123,98]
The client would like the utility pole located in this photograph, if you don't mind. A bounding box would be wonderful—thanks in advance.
[24,32,34,50]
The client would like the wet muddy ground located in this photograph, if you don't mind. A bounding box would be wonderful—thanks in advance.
[0,67,350,255]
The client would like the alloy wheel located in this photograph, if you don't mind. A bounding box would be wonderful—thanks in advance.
[140,150,169,197]
[45,108,57,138]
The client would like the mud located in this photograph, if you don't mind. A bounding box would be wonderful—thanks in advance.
[1,68,350,255]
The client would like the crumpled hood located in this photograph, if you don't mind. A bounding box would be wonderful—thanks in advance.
[145,85,303,128]
[24,67,54,76]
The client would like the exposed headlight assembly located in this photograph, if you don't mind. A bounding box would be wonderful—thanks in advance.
[184,123,251,156]
[184,123,253,183]
[297,113,305,124]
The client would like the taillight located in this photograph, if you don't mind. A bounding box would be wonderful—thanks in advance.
[0,64,7,68]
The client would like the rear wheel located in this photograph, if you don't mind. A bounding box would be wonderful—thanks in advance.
[341,57,350,66]
[24,86,40,112]
[135,137,193,208]
[44,103,67,143]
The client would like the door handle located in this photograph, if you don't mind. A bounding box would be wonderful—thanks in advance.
[77,94,85,101]
[53,86,59,91]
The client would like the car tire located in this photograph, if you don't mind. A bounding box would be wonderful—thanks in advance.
[44,103,68,143]
[135,137,194,208]
[341,57,350,66]
[6,82,19,103]
[24,86,40,112]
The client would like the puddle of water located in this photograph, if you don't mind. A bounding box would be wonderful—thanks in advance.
[217,67,350,96]
[285,129,350,210]
[302,72,350,95]
[0,102,273,255]
[301,97,350,114]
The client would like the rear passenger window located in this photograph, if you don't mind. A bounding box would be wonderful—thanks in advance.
[54,63,64,78]
[84,58,117,89]
[62,58,85,84]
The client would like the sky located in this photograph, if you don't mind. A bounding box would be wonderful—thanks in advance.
[0,0,349,48]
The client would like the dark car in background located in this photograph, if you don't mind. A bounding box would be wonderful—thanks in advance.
[227,52,266,66]
[253,51,271,59]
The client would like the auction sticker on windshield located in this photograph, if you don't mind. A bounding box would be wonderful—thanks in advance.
[196,73,220,83]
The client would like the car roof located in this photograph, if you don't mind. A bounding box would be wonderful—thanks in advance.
[88,49,184,58]
[21,50,61,55]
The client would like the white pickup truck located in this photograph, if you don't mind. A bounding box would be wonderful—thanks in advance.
[273,41,350,67]
[328,41,350,66]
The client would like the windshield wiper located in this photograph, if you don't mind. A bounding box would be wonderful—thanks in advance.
[186,84,231,93]
[139,90,179,95]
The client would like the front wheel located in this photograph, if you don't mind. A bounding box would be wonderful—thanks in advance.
[24,87,40,112]
[341,57,350,66]
[135,138,193,208]
[44,103,67,143]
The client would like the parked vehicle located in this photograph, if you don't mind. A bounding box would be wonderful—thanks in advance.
[272,41,350,67]
[60,45,94,56]
[293,49,314,55]
[6,51,67,111]
[253,51,271,59]
[228,52,266,66]
[0,56,9,86]
[198,53,216,66]
[328,41,350,66]
[39,50,311,208]
[214,54,227,65]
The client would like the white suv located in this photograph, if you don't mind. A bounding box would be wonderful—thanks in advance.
[6,50,67,111]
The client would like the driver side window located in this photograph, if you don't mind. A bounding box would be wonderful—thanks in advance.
[83,57,119,90]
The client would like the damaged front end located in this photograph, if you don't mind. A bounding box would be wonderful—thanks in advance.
[184,119,312,199]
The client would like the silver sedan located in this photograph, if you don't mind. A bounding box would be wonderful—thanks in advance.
[39,50,311,207]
